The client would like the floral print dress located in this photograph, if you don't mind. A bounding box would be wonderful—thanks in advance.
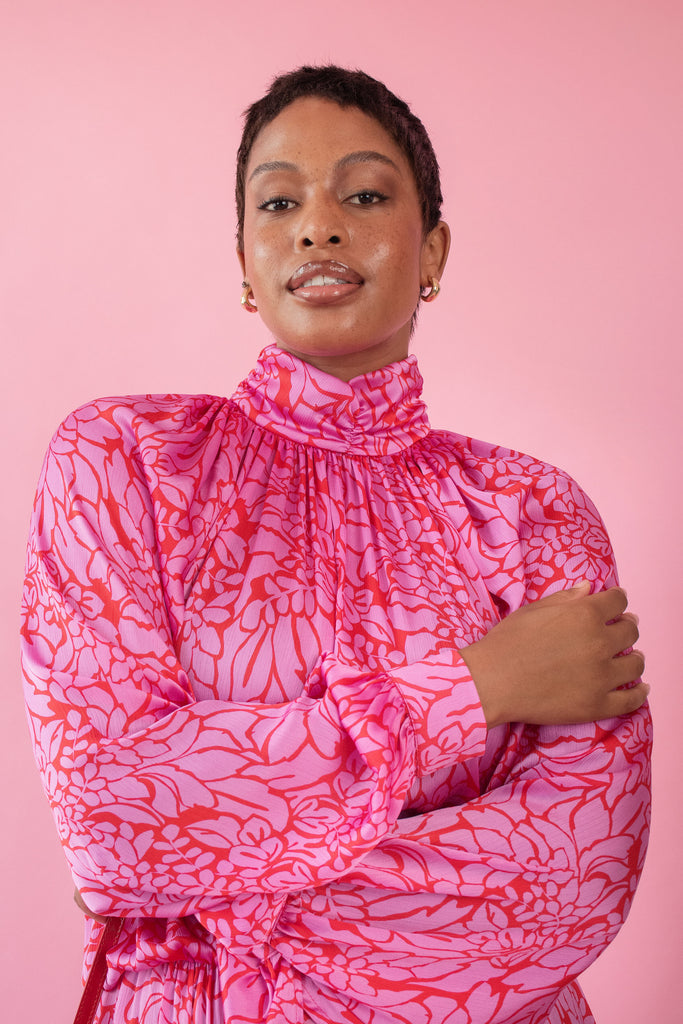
[21,345,651,1023]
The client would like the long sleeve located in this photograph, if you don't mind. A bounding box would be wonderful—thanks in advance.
[272,712,649,1023]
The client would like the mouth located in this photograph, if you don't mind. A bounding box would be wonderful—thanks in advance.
[287,260,364,305]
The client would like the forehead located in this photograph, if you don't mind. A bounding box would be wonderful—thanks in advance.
[245,97,411,179]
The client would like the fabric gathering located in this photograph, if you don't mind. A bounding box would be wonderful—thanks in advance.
[20,344,652,1024]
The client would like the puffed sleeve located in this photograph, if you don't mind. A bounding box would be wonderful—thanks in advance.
[263,465,652,1022]
[20,398,487,928]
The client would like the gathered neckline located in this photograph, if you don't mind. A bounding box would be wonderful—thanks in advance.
[230,344,431,457]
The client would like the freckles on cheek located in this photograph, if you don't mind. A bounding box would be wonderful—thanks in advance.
[248,238,282,285]
[383,246,421,284]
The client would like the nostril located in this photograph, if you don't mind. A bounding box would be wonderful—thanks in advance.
[301,234,341,247]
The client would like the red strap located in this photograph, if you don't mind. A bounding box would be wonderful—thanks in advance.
[72,918,124,1024]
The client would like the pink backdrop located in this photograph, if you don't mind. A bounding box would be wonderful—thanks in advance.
[2,1,680,1020]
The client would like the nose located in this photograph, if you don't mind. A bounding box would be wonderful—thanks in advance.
[297,195,348,249]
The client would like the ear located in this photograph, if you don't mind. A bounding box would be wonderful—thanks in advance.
[236,248,247,280]
[419,220,451,288]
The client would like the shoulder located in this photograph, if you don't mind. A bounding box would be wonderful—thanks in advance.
[40,393,237,504]
[425,427,571,493]
[458,433,607,539]
[423,428,615,589]
[50,393,229,450]
[425,427,594,509]
[45,393,236,468]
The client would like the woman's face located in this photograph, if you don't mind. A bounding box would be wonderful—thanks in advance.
[239,97,450,380]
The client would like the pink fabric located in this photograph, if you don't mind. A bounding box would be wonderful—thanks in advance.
[21,345,651,1023]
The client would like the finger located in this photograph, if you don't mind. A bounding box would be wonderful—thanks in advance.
[606,616,640,654]
[590,586,628,621]
[620,611,640,628]
[604,680,650,717]
[608,649,646,687]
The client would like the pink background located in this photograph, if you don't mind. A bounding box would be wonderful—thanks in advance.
[1,1,680,1020]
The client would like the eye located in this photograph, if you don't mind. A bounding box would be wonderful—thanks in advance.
[347,190,389,206]
[258,196,297,212]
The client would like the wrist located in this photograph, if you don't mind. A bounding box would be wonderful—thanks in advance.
[459,638,507,729]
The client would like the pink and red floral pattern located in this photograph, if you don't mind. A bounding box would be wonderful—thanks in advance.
[21,345,651,1023]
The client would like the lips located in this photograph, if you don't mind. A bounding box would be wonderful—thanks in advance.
[287,260,364,305]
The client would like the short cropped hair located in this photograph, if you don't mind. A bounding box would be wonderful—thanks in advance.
[235,65,443,250]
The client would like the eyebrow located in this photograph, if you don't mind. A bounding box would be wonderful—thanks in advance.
[337,150,400,172]
[248,160,298,181]
[248,150,400,182]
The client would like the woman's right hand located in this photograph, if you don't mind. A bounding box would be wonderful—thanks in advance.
[460,584,648,728]
[74,887,109,924]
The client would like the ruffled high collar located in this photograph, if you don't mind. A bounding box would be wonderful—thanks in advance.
[231,345,430,457]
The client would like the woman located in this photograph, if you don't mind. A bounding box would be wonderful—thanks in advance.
[21,66,651,1024]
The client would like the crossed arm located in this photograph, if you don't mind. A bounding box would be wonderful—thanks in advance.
[22,408,651,1021]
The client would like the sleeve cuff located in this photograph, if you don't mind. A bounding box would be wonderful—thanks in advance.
[388,651,488,776]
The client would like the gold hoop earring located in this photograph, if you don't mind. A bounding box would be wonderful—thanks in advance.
[421,277,441,303]
[241,281,258,313]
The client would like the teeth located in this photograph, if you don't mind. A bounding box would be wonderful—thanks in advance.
[301,274,347,287]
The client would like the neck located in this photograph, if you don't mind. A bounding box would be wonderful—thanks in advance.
[230,344,430,457]
[274,339,412,382]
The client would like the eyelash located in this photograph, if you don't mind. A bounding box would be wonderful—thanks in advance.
[257,190,389,213]
[258,196,295,212]
[349,190,389,205]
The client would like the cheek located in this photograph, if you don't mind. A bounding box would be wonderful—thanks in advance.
[245,233,283,292]
[371,230,419,269]
[373,234,423,296]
